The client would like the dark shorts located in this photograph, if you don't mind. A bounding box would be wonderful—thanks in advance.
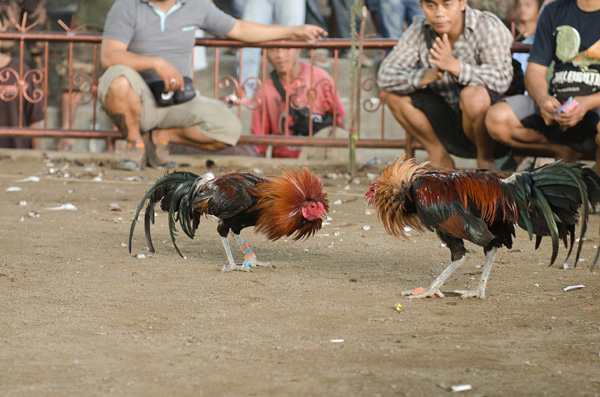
[410,87,510,159]
[504,94,600,153]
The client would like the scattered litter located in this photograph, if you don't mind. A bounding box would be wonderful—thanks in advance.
[366,172,379,180]
[395,303,403,312]
[450,384,472,392]
[581,307,592,311]
[29,211,40,219]
[109,202,121,211]
[364,210,372,215]
[47,203,78,211]
[563,284,585,292]
[344,185,350,191]
[403,226,412,232]
[92,176,103,182]
[17,176,40,182]
[123,176,142,182]
[19,216,24,222]
[6,186,21,192]
[332,199,343,205]
[18,201,27,206]
[136,254,147,259]
[329,339,344,343]
[365,156,380,164]
[121,242,127,247]
[253,168,263,174]
[505,249,523,253]
[362,225,371,231]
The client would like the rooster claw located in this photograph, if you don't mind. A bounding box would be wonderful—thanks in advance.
[249,260,275,269]
[221,264,253,272]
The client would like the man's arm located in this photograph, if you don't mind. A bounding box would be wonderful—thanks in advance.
[226,20,327,43]
[525,62,560,126]
[101,39,185,90]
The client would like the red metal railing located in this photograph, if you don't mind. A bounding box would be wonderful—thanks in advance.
[0,22,547,159]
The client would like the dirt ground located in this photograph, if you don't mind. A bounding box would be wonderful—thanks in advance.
[1,150,599,396]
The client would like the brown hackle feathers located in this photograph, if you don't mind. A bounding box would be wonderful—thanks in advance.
[253,168,329,241]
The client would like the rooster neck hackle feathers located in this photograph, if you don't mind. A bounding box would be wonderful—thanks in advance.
[252,167,329,241]
[372,155,429,238]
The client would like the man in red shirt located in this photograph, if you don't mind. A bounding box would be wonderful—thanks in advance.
[251,47,346,158]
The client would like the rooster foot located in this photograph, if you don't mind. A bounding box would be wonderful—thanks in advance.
[221,263,253,272]
[248,259,275,269]
[454,288,485,299]
[401,287,445,299]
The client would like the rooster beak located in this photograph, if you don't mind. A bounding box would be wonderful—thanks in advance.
[320,213,328,221]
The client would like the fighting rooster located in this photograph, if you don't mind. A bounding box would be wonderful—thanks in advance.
[365,154,600,299]
[129,168,328,271]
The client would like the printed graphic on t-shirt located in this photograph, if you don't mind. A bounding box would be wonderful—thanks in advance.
[551,25,600,103]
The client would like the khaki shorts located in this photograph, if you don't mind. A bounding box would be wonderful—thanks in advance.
[98,65,241,146]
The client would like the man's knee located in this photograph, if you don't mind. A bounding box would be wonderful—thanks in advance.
[384,91,413,124]
[106,76,134,99]
[485,102,515,141]
[460,86,491,116]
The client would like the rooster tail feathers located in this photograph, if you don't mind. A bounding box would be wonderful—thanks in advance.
[128,171,202,255]
[505,161,600,268]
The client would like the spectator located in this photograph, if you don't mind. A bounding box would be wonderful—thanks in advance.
[251,47,346,159]
[379,0,423,40]
[512,0,542,78]
[306,0,373,66]
[0,46,44,149]
[0,0,49,72]
[230,0,245,18]
[468,0,518,23]
[98,0,326,171]
[377,0,514,169]
[486,0,600,173]
[56,0,117,152]
[235,0,306,100]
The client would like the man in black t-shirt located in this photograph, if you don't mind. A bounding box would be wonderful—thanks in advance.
[485,0,600,173]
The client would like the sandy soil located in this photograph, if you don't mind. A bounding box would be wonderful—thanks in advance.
[1,151,599,396]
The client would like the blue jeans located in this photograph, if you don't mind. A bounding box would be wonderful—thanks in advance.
[379,0,423,39]
[236,0,306,98]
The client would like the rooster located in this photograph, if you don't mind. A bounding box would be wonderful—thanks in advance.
[365,154,600,299]
[129,168,328,271]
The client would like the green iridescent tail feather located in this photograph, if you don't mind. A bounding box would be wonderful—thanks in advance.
[504,161,600,269]
[129,171,200,256]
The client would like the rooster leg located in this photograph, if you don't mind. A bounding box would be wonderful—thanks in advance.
[402,257,465,298]
[220,236,251,272]
[232,233,273,268]
[454,246,497,299]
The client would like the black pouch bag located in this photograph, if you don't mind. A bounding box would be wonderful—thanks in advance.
[148,77,196,106]
[271,70,333,136]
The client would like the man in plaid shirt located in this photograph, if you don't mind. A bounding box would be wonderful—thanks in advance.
[377,0,514,169]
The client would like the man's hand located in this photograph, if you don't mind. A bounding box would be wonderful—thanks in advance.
[428,33,460,77]
[538,94,561,126]
[154,58,183,92]
[556,95,588,129]
[420,67,444,86]
[288,24,328,40]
